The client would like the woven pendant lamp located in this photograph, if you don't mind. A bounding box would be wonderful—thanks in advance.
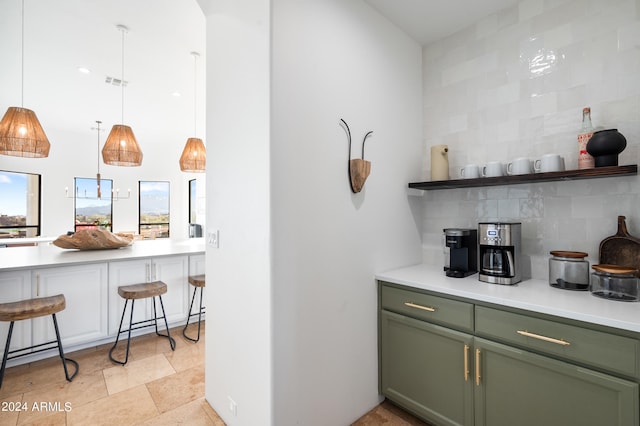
[179,137,206,172]
[102,24,142,167]
[179,52,206,172]
[102,124,142,166]
[0,107,50,157]
[0,0,50,158]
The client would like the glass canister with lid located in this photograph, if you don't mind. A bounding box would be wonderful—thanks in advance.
[590,264,640,302]
[549,251,590,290]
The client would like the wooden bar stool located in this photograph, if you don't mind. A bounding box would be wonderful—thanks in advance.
[0,294,79,388]
[109,281,176,365]
[182,274,205,342]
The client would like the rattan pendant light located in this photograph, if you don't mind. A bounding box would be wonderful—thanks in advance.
[102,24,142,166]
[179,52,206,172]
[0,0,51,158]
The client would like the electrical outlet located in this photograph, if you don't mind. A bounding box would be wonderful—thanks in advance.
[207,230,219,248]
[228,396,237,416]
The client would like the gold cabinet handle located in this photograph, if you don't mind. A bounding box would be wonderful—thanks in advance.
[463,344,469,381]
[404,302,436,312]
[517,330,571,346]
[475,349,481,386]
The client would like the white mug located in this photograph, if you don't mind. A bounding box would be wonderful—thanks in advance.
[534,154,564,173]
[482,161,504,177]
[507,157,533,175]
[460,164,480,179]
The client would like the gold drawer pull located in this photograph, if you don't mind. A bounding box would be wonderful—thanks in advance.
[404,302,436,312]
[517,330,571,346]
[463,344,469,381]
[475,348,481,386]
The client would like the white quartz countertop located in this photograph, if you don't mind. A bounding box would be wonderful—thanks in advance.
[0,238,205,271]
[376,263,640,334]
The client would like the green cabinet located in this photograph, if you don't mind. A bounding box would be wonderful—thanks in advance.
[474,337,638,426]
[380,310,474,426]
[378,281,640,426]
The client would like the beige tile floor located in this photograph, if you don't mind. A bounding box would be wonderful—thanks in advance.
[0,321,426,426]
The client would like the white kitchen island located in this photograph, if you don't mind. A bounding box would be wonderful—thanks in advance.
[0,239,205,367]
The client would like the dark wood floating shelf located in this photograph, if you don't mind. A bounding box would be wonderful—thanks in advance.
[408,164,638,191]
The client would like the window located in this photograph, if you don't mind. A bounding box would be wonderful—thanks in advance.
[189,179,197,224]
[74,177,113,232]
[0,170,41,238]
[139,181,170,239]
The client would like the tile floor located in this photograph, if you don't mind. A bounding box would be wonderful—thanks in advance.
[0,322,427,425]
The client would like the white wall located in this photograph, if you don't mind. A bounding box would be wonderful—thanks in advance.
[271,0,423,424]
[421,0,640,278]
[200,0,423,424]
[199,1,273,425]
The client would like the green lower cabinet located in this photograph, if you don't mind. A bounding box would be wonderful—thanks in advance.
[380,310,474,426]
[474,337,639,426]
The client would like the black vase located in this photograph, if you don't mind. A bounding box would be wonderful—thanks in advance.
[586,129,627,167]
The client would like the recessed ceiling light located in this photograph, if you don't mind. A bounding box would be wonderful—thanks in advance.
[77,67,91,74]
[172,91,181,97]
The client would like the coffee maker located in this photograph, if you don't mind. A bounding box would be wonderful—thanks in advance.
[478,222,521,285]
[443,228,477,278]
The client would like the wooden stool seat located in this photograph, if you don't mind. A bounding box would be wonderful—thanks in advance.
[109,281,175,365]
[118,281,167,300]
[183,275,206,342]
[188,275,206,288]
[0,294,78,388]
[0,294,65,322]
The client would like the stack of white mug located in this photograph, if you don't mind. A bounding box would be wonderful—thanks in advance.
[459,154,565,179]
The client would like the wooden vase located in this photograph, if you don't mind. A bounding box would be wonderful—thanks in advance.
[350,159,371,193]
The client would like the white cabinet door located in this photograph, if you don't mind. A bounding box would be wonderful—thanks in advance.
[108,256,188,335]
[189,254,206,276]
[108,258,152,335]
[153,255,189,324]
[32,263,109,347]
[187,254,206,319]
[0,271,32,355]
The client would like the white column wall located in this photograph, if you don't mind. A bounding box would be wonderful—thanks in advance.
[199,1,272,425]
[270,0,423,424]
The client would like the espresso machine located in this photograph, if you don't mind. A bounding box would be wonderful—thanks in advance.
[443,228,477,278]
[478,222,521,285]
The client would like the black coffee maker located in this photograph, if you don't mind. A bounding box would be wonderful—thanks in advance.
[443,228,478,278]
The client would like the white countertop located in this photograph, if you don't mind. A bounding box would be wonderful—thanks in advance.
[0,238,205,271]
[376,263,640,334]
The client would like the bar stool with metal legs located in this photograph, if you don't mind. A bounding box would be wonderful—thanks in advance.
[109,281,176,365]
[182,274,205,342]
[0,294,79,388]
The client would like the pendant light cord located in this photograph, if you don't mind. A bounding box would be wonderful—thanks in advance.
[20,0,25,107]
[96,121,101,174]
[120,27,125,124]
[192,52,199,137]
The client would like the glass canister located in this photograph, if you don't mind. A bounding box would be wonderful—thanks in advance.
[590,264,640,302]
[549,251,590,290]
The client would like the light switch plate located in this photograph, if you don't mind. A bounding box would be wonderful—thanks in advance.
[207,230,219,248]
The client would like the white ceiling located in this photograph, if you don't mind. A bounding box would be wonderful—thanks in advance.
[0,0,206,146]
[0,0,521,151]
[364,0,521,45]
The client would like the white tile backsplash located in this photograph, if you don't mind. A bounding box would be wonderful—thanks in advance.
[421,0,640,280]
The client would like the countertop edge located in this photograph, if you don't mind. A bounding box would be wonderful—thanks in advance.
[0,239,206,271]
[376,264,640,334]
